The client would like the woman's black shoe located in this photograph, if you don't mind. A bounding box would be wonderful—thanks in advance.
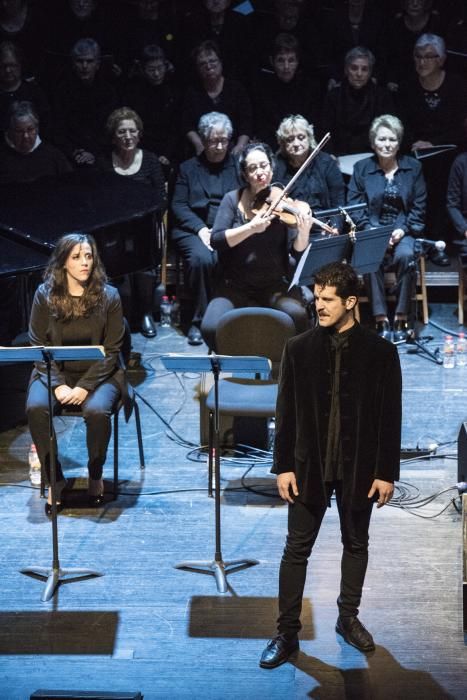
[44,501,63,517]
[141,314,157,338]
[88,493,105,507]
[393,320,409,342]
[375,320,391,341]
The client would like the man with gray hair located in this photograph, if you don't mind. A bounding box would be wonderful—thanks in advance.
[171,111,241,344]
[51,38,117,166]
[321,46,395,155]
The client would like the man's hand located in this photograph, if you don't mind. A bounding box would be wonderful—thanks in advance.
[277,472,299,503]
[59,386,89,406]
[368,479,394,508]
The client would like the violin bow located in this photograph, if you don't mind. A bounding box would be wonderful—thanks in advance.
[264,132,332,227]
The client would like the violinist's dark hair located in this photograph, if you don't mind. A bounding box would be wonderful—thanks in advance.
[313,262,360,300]
[238,141,276,179]
[43,233,107,321]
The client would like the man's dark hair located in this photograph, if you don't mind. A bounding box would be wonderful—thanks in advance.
[313,262,360,300]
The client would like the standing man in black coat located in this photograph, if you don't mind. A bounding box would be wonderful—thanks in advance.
[260,261,402,669]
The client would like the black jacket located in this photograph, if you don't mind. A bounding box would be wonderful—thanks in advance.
[272,323,402,509]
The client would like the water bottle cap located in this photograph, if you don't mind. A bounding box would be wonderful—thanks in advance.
[162,295,169,301]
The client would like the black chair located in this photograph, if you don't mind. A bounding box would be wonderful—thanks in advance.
[39,320,145,500]
[205,307,296,493]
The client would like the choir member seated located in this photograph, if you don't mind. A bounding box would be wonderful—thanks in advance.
[171,111,242,345]
[321,46,395,156]
[398,32,467,259]
[50,37,117,167]
[0,100,71,184]
[347,114,426,342]
[251,33,320,150]
[274,114,345,235]
[181,39,252,158]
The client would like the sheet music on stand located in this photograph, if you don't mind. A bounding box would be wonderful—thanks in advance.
[289,234,352,289]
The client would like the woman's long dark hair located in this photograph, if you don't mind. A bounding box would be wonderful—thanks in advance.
[43,233,107,321]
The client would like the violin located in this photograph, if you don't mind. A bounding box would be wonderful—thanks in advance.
[251,185,333,233]
[251,185,335,234]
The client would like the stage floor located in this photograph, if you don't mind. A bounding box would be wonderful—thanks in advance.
[0,302,466,700]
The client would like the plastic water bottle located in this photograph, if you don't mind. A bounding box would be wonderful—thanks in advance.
[28,443,41,486]
[456,332,467,367]
[171,295,181,327]
[159,295,172,327]
[442,335,455,368]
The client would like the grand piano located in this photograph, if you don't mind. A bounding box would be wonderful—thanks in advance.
[0,169,165,429]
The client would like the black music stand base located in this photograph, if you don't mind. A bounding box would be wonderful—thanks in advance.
[20,565,103,602]
[175,557,259,595]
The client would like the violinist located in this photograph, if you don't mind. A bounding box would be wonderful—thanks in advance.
[200,141,312,350]
[274,114,345,235]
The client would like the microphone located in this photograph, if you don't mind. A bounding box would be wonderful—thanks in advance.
[414,238,446,252]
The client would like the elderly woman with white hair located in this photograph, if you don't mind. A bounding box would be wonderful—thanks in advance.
[274,114,345,235]
[398,33,467,260]
[171,111,242,344]
[347,114,426,342]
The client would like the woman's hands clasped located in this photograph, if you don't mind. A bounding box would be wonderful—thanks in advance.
[55,385,89,406]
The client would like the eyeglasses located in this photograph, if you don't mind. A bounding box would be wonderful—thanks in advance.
[198,59,220,69]
[206,137,229,147]
[414,54,440,62]
[246,161,270,174]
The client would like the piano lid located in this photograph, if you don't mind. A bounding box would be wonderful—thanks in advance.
[0,170,165,276]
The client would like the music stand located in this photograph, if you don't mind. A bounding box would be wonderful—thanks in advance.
[0,344,105,601]
[350,225,393,273]
[161,353,268,593]
[289,234,352,288]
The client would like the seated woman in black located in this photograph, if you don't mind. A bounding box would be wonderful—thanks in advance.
[201,141,312,350]
[347,114,426,342]
[274,114,345,235]
[98,106,167,338]
[26,233,126,514]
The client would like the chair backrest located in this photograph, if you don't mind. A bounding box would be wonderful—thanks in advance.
[215,307,296,378]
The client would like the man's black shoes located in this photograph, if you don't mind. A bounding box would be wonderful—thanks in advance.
[259,634,299,669]
[429,248,450,266]
[336,615,375,652]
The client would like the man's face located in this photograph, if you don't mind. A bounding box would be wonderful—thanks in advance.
[345,57,371,89]
[143,58,167,86]
[72,52,100,83]
[273,50,299,83]
[9,116,38,154]
[314,284,356,332]
[404,0,431,16]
